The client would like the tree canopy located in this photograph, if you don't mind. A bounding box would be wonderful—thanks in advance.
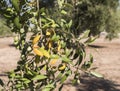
[72,0,120,36]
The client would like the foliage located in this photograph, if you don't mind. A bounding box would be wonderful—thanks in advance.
[106,10,120,40]
[0,0,103,90]
[71,0,120,37]
[0,17,12,37]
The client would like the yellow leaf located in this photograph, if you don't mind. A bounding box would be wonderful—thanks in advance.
[33,35,40,44]
[50,59,58,65]
[59,64,66,71]
[46,29,55,36]
[57,41,61,51]
[48,41,52,49]
[33,46,50,58]
[33,48,43,56]
[46,31,51,36]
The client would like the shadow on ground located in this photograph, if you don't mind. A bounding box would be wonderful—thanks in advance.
[75,75,120,91]
[63,75,120,91]
[88,44,106,48]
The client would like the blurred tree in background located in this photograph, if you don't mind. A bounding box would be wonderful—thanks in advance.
[0,16,12,37]
[72,0,120,37]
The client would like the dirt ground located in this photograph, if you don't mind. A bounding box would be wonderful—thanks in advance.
[0,36,120,91]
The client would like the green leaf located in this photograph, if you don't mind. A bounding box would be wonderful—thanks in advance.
[61,40,66,48]
[90,54,93,63]
[58,0,64,8]
[51,23,59,28]
[39,48,50,58]
[11,0,19,12]
[42,49,50,58]
[50,54,60,59]
[56,72,63,80]
[84,36,97,44]
[0,79,4,86]
[61,10,67,15]
[9,71,15,78]
[32,75,47,80]
[60,75,67,83]
[21,78,31,84]
[35,55,40,64]
[42,22,52,28]
[3,14,12,19]
[66,70,72,75]
[61,56,71,63]
[90,71,103,78]
[42,87,51,91]
[46,18,54,23]
[72,79,77,85]
[15,83,22,88]
[51,34,60,41]
[81,30,90,39]
[27,70,34,76]
[45,84,54,88]
[68,20,72,28]
[14,16,21,29]
[61,19,66,23]
[42,84,54,91]
[30,70,38,75]
[63,3,73,8]
[65,48,72,57]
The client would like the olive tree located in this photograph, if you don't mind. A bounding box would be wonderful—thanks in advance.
[0,0,103,90]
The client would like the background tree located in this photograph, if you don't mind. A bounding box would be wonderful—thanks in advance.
[0,17,12,37]
[72,0,120,37]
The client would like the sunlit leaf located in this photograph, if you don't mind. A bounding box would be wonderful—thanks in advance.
[45,84,54,88]
[61,10,67,15]
[42,87,51,91]
[33,35,41,44]
[85,36,97,44]
[33,48,43,56]
[81,30,90,39]
[51,34,60,41]
[57,41,61,52]
[46,31,51,36]
[60,75,67,83]
[32,75,47,80]
[58,64,66,71]
[42,49,50,58]
[68,20,72,28]
[50,59,58,65]
[61,56,71,63]
[50,54,60,59]
[15,84,22,88]
[90,71,103,78]
[21,78,31,84]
